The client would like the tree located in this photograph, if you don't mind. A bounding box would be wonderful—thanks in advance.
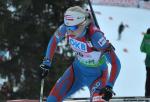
[0,0,85,99]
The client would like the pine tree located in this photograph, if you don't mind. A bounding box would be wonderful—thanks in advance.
[0,0,85,99]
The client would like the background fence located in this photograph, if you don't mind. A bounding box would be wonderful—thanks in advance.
[91,0,150,10]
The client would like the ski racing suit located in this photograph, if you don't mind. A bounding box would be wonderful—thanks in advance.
[45,23,121,102]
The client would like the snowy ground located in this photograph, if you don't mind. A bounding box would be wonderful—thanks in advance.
[71,5,150,98]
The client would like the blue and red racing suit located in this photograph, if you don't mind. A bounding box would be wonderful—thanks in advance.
[45,23,121,102]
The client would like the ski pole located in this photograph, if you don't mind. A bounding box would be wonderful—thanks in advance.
[40,78,45,102]
[87,0,99,28]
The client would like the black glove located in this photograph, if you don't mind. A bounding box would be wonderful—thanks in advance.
[99,86,115,101]
[39,58,51,79]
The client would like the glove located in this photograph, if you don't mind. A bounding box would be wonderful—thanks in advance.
[40,58,51,79]
[99,86,115,101]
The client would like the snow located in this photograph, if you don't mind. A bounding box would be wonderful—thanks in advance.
[71,5,150,98]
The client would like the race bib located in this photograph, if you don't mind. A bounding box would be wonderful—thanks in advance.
[76,51,103,67]
[68,37,104,67]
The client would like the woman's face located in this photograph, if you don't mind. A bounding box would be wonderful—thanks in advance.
[66,20,87,37]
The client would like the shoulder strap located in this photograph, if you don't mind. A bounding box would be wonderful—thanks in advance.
[87,22,101,38]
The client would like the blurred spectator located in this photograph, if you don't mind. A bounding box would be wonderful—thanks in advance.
[117,22,125,40]
[140,28,150,97]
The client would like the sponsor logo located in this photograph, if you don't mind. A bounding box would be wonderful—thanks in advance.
[92,95,105,102]
[91,81,101,95]
[69,37,87,52]
[65,15,74,21]
[98,37,107,47]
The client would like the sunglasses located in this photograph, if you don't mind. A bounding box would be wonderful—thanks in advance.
[66,25,78,31]
[66,20,87,31]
